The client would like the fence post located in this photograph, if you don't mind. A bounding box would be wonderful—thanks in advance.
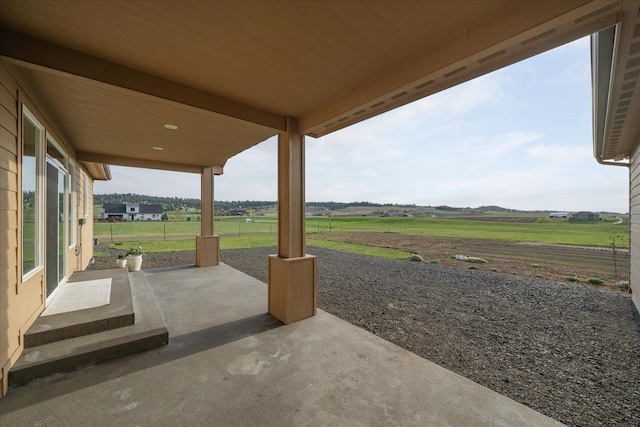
[164,223,166,241]
[110,225,113,243]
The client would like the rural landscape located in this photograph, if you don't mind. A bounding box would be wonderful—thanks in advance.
[93,194,630,290]
[89,194,639,426]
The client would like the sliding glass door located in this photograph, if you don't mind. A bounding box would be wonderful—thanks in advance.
[45,159,67,300]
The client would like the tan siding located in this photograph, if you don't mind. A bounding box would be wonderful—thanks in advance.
[0,188,17,211]
[0,147,17,173]
[0,105,17,137]
[0,209,17,231]
[0,169,17,192]
[630,143,640,312]
[82,174,95,268]
[1,62,43,397]
[0,247,18,288]
[0,127,17,155]
[0,84,17,114]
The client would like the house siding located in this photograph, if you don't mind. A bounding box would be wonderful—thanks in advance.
[629,143,640,312]
[0,62,97,395]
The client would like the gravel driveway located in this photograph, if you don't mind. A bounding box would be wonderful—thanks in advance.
[93,245,640,426]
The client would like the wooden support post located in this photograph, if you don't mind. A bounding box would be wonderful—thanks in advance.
[196,167,220,267]
[269,117,317,324]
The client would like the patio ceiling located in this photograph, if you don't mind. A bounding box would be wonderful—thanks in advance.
[0,0,621,174]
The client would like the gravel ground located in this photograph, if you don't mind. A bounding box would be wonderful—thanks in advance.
[92,245,640,426]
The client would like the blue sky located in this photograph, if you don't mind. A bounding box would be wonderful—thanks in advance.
[95,37,629,213]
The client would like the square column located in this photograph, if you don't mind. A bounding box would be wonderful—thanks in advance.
[269,254,317,324]
[269,117,317,324]
[196,166,220,267]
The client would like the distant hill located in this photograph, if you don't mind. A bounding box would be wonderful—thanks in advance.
[93,194,621,215]
[94,194,418,212]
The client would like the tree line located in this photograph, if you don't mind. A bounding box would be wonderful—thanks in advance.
[94,194,424,211]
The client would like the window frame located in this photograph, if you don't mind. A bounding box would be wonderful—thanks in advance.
[67,160,77,249]
[21,106,45,281]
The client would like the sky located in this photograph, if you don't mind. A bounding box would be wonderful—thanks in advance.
[95,36,629,213]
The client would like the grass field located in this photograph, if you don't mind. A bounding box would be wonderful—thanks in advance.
[94,215,629,249]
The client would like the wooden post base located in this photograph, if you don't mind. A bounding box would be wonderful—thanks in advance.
[268,254,317,324]
[196,235,220,267]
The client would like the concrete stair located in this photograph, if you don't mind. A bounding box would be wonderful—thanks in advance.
[9,269,168,388]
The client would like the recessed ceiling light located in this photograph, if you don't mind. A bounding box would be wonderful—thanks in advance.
[164,124,178,130]
[153,146,164,151]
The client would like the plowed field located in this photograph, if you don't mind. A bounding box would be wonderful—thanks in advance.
[313,232,629,290]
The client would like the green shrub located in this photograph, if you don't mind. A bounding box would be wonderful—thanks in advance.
[468,266,477,270]
[587,277,605,286]
[535,274,545,279]
[565,276,580,283]
[450,255,456,259]
[469,257,488,264]
[616,281,630,290]
[409,254,423,262]
[490,268,499,272]
[430,259,441,264]
[531,263,540,268]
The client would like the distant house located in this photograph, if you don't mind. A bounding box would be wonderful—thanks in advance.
[103,202,163,221]
[549,212,569,219]
[226,209,247,216]
[571,212,600,222]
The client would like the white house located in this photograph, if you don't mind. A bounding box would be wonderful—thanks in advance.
[102,203,163,221]
[549,212,569,219]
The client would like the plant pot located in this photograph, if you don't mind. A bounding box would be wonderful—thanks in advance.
[116,258,127,268]
[127,254,143,272]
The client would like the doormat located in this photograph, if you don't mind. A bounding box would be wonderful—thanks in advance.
[42,278,112,316]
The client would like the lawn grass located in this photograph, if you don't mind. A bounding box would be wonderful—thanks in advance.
[306,217,629,247]
[106,235,410,260]
[95,215,629,248]
[107,235,278,253]
[305,238,410,259]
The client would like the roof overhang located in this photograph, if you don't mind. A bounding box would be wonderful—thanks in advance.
[82,162,111,181]
[592,0,640,166]
[0,1,623,175]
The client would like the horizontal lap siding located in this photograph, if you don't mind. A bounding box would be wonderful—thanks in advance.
[0,63,100,397]
[0,63,20,395]
[630,144,640,311]
[82,177,94,268]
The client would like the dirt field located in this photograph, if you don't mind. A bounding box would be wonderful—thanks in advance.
[313,232,630,290]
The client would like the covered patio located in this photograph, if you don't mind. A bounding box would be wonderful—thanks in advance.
[0,264,562,426]
[2,0,639,420]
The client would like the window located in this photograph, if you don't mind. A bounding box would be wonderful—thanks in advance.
[22,107,44,279]
[68,161,76,247]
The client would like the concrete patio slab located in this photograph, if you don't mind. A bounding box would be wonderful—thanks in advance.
[0,264,564,426]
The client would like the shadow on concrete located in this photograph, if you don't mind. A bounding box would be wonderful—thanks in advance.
[0,313,281,413]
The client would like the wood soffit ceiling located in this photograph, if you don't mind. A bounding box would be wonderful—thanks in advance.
[0,0,623,173]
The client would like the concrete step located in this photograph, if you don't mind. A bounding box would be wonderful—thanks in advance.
[24,268,135,348]
[9,270,168,388]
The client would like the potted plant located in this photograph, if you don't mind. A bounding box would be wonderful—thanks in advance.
[126,246,144,272]
[116,253,127,268]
